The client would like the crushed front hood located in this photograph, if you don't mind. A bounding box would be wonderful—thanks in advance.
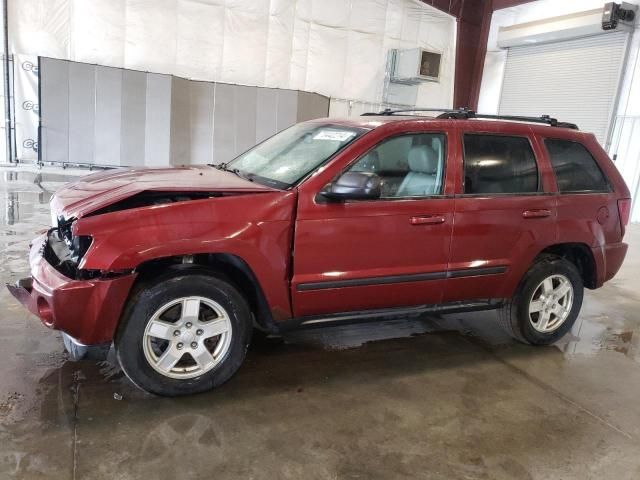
[50,165,276,219]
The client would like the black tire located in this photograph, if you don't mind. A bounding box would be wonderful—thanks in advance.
[498,254,584,345]
[115,270,252,396]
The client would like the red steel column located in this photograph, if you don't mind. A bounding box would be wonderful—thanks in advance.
[423,0,536,110]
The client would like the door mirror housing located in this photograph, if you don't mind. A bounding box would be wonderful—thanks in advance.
[321,171,382,201]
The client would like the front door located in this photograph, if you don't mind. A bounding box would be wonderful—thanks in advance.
[291,129,456,318]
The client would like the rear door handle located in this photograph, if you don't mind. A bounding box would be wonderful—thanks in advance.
[522,209,552,219]
[410,215,446,225]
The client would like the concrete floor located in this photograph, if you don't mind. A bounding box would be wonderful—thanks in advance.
[1,166,640,480]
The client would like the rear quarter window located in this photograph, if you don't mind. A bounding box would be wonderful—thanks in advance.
[544,138,610,193]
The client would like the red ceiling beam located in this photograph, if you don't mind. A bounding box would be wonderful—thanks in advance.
[421,0,465,17]
[421,0,536,110]
[492,0,537,11]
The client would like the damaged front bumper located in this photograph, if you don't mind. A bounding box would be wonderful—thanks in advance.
[7,233,137,345]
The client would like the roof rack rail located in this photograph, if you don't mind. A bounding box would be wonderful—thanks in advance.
[436,111,579,130]
[360,107,579,130]
[361,107,472,116]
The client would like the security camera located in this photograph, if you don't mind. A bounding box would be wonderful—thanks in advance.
[602,2,636,30]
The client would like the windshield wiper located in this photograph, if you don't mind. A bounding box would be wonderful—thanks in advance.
[210,163,254,182]
[234,169,255,182]
[210,162,230,171]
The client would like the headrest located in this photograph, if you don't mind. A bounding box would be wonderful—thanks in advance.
[408,145,439,174]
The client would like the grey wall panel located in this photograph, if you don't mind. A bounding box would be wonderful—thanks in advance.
[297,91,329,122]
[255,88,278,143]
[68,62,96,164]
[94,66,123,166]
[40,58,329,168]
[40,58,69,164]
[144,74,172,167]
[170,76,192,165]
[120,69,147,167]
[213,82,236,164]
[234,85,257,157]
[276,90,298,132]
[188,81,214,164]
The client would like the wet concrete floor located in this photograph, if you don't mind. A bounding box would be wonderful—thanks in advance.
[1,166,639,479]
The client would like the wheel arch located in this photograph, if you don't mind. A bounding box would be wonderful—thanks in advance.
[537,243,597,289]
[133,253,277,332]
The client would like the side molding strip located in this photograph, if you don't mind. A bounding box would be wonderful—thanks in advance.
[296,265,507,292]
[446,266,507,278]
[297,271,446,292]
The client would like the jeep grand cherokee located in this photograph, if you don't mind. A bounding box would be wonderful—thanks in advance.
[8,109,631,396]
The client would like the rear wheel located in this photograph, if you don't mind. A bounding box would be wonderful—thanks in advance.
[499,255,583,345]
[116,271,252,396]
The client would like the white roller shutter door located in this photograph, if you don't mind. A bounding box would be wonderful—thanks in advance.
[499,32,630,146]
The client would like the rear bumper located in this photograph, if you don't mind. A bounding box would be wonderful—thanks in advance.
[6,234,136,345]
[592,242,628,287]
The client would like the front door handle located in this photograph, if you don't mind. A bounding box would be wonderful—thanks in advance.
[522,209,552,219]
[410,215,446,225]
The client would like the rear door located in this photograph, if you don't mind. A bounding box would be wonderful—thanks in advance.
[444,124,557,303]
[291,123,457,318]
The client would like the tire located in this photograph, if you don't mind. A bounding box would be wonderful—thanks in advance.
[498,254,584,345]
[115,270,252,396]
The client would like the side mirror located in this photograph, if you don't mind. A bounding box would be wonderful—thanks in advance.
[321,171,382,201]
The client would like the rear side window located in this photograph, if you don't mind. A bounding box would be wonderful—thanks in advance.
[463,134,538,194]
[545,139,610,192]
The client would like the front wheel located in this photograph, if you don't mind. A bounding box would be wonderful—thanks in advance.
[499,255,584,345]
[116,271,252,396]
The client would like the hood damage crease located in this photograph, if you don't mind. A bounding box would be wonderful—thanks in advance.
[85,190,241,217]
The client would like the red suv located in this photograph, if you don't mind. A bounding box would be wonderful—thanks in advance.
[8,109,631,396]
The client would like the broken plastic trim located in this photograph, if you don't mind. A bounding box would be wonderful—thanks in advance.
[76,268,134,281]
[86,190,229,217]
[44,226,92,279]
[44,222,133,280]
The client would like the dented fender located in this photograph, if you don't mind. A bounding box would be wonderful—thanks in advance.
[75,190,297,321]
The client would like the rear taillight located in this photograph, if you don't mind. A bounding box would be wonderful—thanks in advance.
[617,198,631,236]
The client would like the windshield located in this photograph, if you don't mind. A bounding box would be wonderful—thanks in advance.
[226,123,366,188]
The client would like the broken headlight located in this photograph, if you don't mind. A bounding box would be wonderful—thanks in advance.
[44,219,92,279]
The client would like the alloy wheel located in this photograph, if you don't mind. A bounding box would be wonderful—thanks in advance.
[142,296,232,379]
[528,274,574,333]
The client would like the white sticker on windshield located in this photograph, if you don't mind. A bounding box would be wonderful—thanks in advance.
[313,130,356,142]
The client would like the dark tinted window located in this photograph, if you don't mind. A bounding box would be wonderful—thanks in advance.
[545,139,609,192]
[463,134,538,194]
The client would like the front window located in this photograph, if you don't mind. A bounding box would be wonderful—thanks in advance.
[227,123,366,188]
[344,133,446,198]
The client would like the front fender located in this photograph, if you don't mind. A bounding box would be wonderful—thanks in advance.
[75,191,297,320]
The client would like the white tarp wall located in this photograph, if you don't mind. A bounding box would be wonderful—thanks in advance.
[478,0,640,223]
[0,0,6,163]
[0,56,5,164]
[13,55,39,162]
[10,0,455,109]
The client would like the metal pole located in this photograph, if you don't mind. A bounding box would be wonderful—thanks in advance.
[2,0,11,164]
